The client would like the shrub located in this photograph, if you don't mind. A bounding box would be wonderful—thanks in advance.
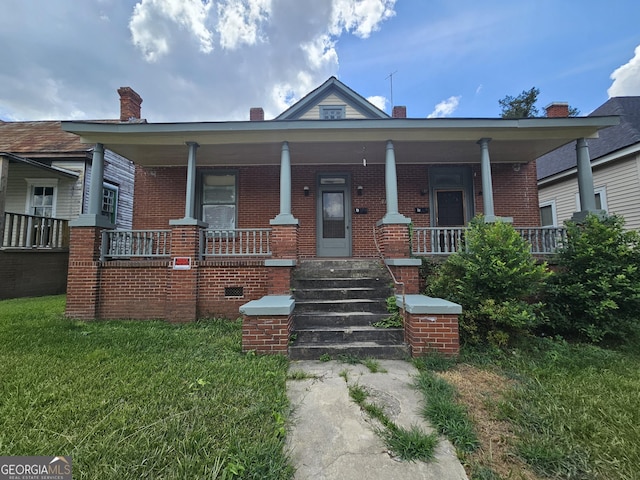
[544,214,640,343]
[425,217,549,346]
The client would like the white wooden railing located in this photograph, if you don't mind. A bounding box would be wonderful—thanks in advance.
[101,229,171,260]
[1,212,69,249]
[411,226,566,255]
[201,228,271,257]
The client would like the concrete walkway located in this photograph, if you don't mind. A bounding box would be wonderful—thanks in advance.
[286,360,468,480]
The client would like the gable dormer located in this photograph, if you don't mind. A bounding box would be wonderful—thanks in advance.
[276,77,389,120]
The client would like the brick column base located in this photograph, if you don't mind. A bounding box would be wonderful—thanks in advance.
[166,222,202,322]
[242,314,293,354]
[65,226,103,319]
[405,313,460,357]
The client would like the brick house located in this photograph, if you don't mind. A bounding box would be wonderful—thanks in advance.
[62,77,617,357]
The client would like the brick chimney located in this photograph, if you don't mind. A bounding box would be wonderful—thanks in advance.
[118,87,143,122]
[250,107,264,121]
[392,106,407,118]
[545,102,569,118]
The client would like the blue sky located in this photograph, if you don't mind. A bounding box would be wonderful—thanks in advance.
[1,0,639,122]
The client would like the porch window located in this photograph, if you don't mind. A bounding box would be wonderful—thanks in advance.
[25,178,58,218]
[539,201,557,226]
[102,184,118,224]
[201,172,237,229]
[320,105,345,120]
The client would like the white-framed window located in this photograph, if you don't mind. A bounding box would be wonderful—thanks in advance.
[575,186,608,212]
[320,105,345,120]
[25,178,58,218]
[201,171,237,229]
[539,200,557,226]
[102,183,119,224]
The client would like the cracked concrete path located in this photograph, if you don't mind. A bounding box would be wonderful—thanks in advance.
[286,360,468,480]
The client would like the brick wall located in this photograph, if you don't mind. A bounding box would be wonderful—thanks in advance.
[0,250,68,300]
[241,314,293,354]
[405,313,460,356]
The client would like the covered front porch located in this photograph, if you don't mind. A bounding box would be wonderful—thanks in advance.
[61,115,617,354]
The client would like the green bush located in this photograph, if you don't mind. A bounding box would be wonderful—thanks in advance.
[544,214,640,343]
[425,217,549,346]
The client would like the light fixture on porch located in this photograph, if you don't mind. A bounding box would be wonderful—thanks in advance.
[420,189,428,196]
[512,163,521,172]
[362,146,367,167]
[303,186,310,196]
[357,185,363,196]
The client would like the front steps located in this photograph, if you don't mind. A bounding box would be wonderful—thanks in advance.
[289,259,410,360]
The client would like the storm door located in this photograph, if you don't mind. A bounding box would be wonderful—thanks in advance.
[435,190,465,227]
[316,175,351,257]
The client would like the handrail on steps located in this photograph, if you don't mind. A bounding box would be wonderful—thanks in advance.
[372,225,407,326]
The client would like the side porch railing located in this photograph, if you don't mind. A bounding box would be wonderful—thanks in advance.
[101,229,171,260]
[1,212,69,249]
[200,228,272,257]
[411,226,567,256]
[99,227,272,260]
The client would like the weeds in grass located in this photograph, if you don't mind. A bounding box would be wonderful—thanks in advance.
[0,295,293,479]
[362,358,387,373]
[347,383,437,462]
[319,353,331,362]
[413,351,457,372]
[416,371,479,454]
[286,370,318,381]
[339,369,349,382]
[337,353,361,364]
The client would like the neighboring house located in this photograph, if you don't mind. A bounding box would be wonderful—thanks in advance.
[61,77,617,356]
[0,88,139,299]
[538,97,640,229]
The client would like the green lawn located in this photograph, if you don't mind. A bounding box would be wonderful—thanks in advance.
[0,296,292,479]
[475,339,640,479]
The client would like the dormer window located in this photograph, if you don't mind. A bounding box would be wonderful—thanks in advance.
[320,105,345,120]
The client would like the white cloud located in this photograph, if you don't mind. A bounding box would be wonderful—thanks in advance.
[130,0,214,62]
[330,0,396,38]
[608,44,640,97]
[216,0,271,50]
[427,96,461,118]
[367,95,387,111]
[301,33,338,71]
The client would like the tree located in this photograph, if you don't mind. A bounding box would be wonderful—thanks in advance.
[499,87,540,118]
[499,87,580,118]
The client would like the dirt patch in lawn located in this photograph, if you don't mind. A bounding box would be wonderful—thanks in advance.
[438,364,542,480]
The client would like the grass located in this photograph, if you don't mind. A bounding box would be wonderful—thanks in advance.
[415,370,480,455]
[347,383,438,462]
[0,295,293,479]
[491,339,640,479]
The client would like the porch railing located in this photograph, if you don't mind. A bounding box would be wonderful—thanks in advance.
[101,229,171,260]
[411,226,566,255]
[1,212,69,249]
[201,228,272,257]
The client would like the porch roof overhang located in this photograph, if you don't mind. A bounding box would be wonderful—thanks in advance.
[0,152,80,178]
[62,116,619,168]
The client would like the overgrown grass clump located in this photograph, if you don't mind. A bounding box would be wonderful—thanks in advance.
[0,296,293,479]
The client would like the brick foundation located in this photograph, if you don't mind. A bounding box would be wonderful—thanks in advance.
[241,314,293,354]
[405,313,460,357]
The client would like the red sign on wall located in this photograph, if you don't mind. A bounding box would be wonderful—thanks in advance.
[172,257,192,270]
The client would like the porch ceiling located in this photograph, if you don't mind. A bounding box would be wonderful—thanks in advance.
[62,116,619,168]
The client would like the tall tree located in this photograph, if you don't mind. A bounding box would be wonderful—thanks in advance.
[499,87,580,118]
[499,87,540,118]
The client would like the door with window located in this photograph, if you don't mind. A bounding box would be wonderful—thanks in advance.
[316,175,351,257]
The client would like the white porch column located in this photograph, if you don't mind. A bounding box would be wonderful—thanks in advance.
[572,138,604,221]
[170,141,206,226]
[271,141,298,225]
[70,142,112,227]
[478,138,497,222]
[379,140,410,225]
[184,141,199,220]
[0,155,8,242]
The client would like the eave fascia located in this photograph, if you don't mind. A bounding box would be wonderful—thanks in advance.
[537,141,640,188]
[62,116,619,146]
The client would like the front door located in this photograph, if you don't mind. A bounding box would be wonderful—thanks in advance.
[316,175,351,257]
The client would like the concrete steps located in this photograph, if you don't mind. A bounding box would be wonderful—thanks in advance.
[289,259,409,360]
